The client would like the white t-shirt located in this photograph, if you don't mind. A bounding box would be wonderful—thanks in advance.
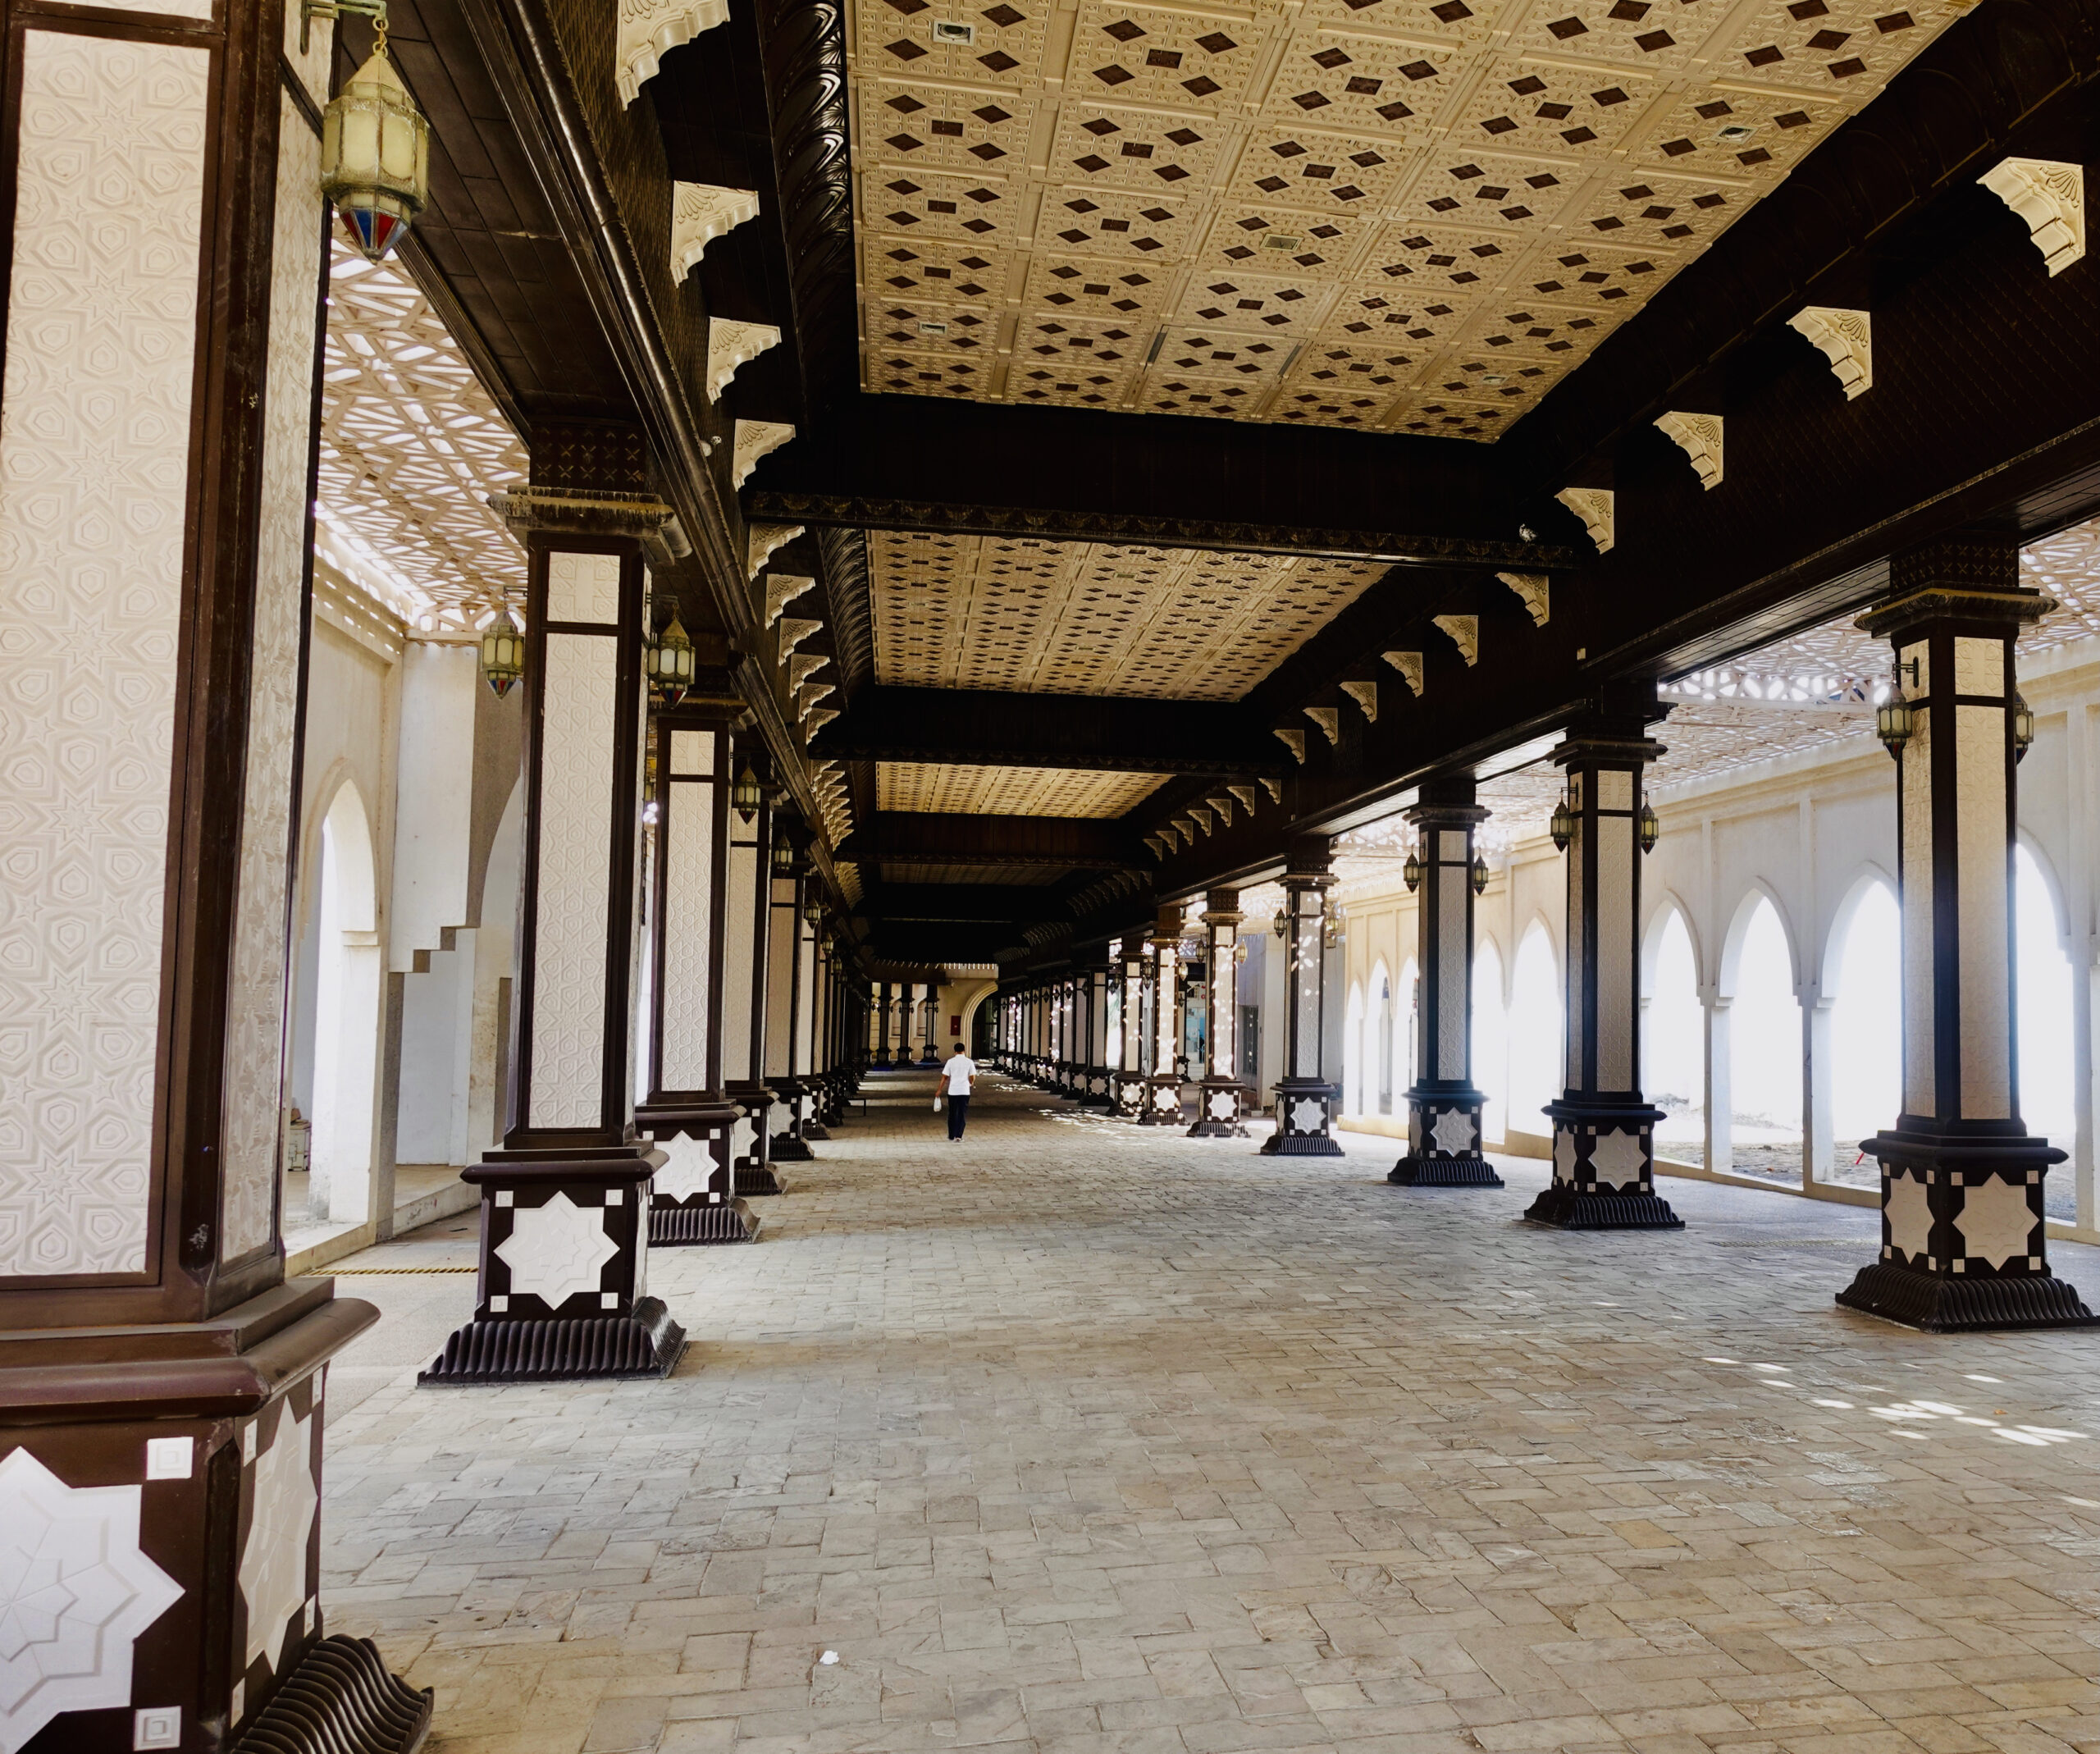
[943,1054,976,1096]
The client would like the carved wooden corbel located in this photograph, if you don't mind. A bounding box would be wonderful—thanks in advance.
[1978,158,2085,276]
[1652,412,1723,490]
[1554,487,1614,553]
[1274,728,1306,764]
[1303,706,1340,745]
[619,0,730,106]
[671,183,760,277]
[1340,679,1376,722]
[1787,307,1872,400]
[746,522,802,580]
[733,419,795,489]
[706,318,782,403]
[1383,651,1424,696]
[763,573,816,626]
[1431,614,1478,666]
[1495,572,1549,626]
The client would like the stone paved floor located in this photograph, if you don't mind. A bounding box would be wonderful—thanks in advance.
[322,1071,2100,1754]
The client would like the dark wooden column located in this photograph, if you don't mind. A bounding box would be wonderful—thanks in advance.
[425,439,691,1381]
[1115,937,1148,1115]
[1078,951,1113,1107]
[1140,907,1185,1125]
[874,979,893,1068]
[1392,781,1504,1188]
[1525,700,1682,1229]
[722,733,781,1194]
[1191,890,1252,1137]
[1838,537,2095,1331]
[805,919,833,1138]
[0,7,428,1740]
[765,827,816,1162]
[1260,838,1344,1155]
[637,697,756,1245]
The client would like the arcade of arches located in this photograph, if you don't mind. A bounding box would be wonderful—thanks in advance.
[14,0,2100,1748]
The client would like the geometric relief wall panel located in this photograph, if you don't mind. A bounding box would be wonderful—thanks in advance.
[868,530,1384,700]
[847,0,1970,435]
[659,772,714,1092]
[222,100,326,1263]
[0,33,211,1277]
[528,632,618,1130]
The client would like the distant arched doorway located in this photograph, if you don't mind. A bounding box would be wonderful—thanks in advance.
[306,783,382,1226]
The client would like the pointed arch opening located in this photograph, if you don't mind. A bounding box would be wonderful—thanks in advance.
[1644,906,1703,1162]
[1509,921,1561,1135]
[1473,937,1507,1144]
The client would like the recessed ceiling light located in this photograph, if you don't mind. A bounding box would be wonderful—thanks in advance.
[1716,122,1756,142]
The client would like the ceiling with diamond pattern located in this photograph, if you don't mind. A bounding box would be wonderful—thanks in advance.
[847,0,1965,436]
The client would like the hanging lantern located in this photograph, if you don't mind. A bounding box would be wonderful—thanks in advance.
[731,762,763,823]
[319,20,431,263]
[479,602,524,700]
[770,836,796,876]
[1324,900,1346,950]
[2013,692,2035,762]
[1875,694,1915,759]
[646,599,696,707]
[802,893,824,927]
[1271,909,1286,941]
[1402,847,1422,893]
[1234,939,1249,966]
[1549,791,1574,852]
[1471,852,1490,896]
[1637,801,1660,856]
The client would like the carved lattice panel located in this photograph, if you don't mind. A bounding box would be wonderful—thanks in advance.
[847,0,1969,431]
[879,763,1165,817]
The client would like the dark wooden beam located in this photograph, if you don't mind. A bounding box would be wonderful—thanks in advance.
[861,883,1046,924]
[812,685,1290,776]
[744,392,1580,567]
[837,812,1139,869]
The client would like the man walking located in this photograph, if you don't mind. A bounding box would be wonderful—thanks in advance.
[941,1041,976,1141]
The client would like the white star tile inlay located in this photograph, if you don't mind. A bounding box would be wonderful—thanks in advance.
[1961,1176,2033,1269]
[0,1447,183,1748]
[1552,1127,1577,1182]
[238,1406,317,1671]
[1290,1098,1325,1133]
[651,1135,715,1204]
[1588,1126,1648,1190]
[1430,1108,1474,1156]
[1886,1168,1931,1259]
[495,1191,619,1309]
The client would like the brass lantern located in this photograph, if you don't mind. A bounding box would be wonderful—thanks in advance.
[2013,691,2036,762]
[646,599,696,707]
[1471,852,1490,896]
[770,835,796,876]
[1549,790,1574,852]
[1402,848,1422,893]
[1637,801,1660,856]
[319,20,431,262]
[802,893,824,927]
[479,601,524,700]
[731,762,763,823]
[1271,908,1287,941]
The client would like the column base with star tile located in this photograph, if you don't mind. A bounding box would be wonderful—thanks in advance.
[1258,842,1345,1158]
[1833,541,2096,1331]
[1522,705,1682,1231]
[1389,786,1501,1187]
[422,476,690,1382]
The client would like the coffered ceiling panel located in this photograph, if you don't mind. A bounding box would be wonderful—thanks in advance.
[847,0,1966,436]
[870,531,1386,697]
[879,763,1166,815]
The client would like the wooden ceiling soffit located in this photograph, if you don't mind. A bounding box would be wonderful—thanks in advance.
[838,811,1141,868]
[817,684,1290,774]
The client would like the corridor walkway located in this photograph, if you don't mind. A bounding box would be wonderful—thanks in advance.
[323,1076,2100,1754]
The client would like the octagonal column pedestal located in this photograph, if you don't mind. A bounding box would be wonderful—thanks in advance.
[723,733,783,1194]
[1192,890,1252,1137]
[1114,939,1149,1116]
[1140,908,1187,1125]
[1524,706,1681,1230]
[1838,541,2096,1331]
[1261,840,1344,1156]
[0,31,429,1738]
[637,705,759,1245]
[423,489,688,1383]
[764,834,817,1164]
[1392,785,1501,1186]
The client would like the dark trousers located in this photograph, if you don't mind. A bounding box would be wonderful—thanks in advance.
[947,1094,970,1139]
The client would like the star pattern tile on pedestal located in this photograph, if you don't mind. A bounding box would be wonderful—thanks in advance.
[1430,1107,1474,1155]
[653,1135,715,1204]
[0,1447,183,1750]
[1588,1126,1647,1189]
[495,1191,620,1309]
[239,1406,317,1670]
[1290,1098,1325,1133]
[1553,1127,1577,1180]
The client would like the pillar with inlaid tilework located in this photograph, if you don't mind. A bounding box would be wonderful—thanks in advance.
[636,697,757,1245]
[1524,699,1681,1230]
[1392,781,1502,1188]
[424,466,690,1382]
[1260,838,1344,1155]
[1080,951,1114,1106]
[1140,907,1186,1125]
[721,729,783,1194]
[1191,889,1252,1137]
[1838,537,2096,1331]
[764,825,816,1162]
[1115,938,1148,1116]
